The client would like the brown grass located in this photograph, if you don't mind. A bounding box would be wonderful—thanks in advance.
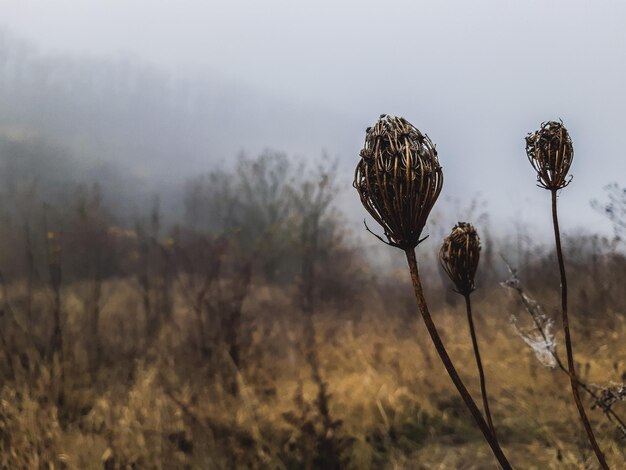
[1,276,625,469]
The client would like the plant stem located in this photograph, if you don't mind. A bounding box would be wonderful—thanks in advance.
[464,293,498,443]
[513,279,626,436]
[551,189,609,469]
[405,249,512,469]
[501,259,626,436]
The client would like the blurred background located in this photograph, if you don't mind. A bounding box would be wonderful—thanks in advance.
[0,1,625,468]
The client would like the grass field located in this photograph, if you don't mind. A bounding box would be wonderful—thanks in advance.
[1,267,625,469]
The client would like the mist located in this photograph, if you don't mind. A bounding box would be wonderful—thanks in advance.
[2,3,626,467]
[1,0,625,243]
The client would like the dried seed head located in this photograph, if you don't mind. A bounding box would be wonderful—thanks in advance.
[354,114,443,249]
[440,222,480,296]
[525,120,573,190]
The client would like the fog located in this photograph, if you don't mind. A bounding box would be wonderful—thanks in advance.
[1,0,625,240]
[2,4,626,466]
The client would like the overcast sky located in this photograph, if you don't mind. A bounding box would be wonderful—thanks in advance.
[1,0,625,241]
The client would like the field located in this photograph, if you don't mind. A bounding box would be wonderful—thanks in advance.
[3,4,626,468]
[0,150,625,469]
[1,248,625,469]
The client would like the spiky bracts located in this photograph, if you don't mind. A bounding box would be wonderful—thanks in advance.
[526,120,573,190]
[354,115,443,249]
[440,222,481,296]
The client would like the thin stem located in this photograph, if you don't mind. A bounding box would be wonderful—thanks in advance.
[551,189,609,469]
[405,249,512,469]
[523,286,626,434]
[464,293,498,443]
[501,260,626,435]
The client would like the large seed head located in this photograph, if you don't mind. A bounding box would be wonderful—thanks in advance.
[439,222,480,296]
[525,120,573,190]
[354,114,443,249]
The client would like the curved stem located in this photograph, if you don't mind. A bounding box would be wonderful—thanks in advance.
[464,293,498,443]
[522,285,626,435]
[405,249,512,469]
[503,265,626,436]
[551,189,609,469]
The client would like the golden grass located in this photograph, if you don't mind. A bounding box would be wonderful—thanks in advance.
[1,280,625,468]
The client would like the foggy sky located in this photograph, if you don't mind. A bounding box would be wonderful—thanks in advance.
[1,0,625,241]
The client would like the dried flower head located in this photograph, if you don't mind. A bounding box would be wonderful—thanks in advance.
[525,120,573,190]
[354,114,443,249]
[440,222,480,295]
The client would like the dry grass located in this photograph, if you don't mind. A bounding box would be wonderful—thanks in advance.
[1,276,625,469]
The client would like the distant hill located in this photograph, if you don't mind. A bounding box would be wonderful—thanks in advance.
[0,30,358,184]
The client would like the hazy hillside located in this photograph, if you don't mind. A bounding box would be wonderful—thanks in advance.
[0,30,358,180]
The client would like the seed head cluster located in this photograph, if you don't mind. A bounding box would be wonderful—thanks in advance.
[525,120,573,190]
[440,222,481,296]
[354,114,443,249]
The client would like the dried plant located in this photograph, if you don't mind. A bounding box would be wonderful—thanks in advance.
[526,120,573,191]
[355,115,511,468]
[440,222,499,442]
[592,183,626,243]
[354,114,443,249]
[439,222,480,297]
[501,259,626,441]
[45,229,65,409]
[594,384,626,435]
[526,120,608,469]
[46,231,62,358]
[296,159,345,468]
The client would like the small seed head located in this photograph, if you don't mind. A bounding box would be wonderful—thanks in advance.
[525,120,573,190]
[440,222,481,296]
[354,115,443,249]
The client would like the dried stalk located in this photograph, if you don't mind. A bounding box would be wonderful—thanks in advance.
[406,249,510,468]
[355,115,511,468]
[464,293,497,441]
[552,189,609,468]
[501,261,626,440]
[440,222,498,442]
[526,120,608,469]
